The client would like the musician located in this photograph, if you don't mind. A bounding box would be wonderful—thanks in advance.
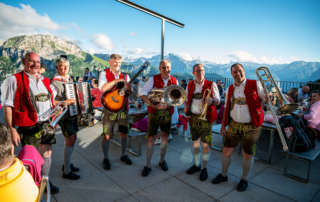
[184,64,220,181]
[51,56,80,180]
[211,63,265,192]
[98,53,132,170]
[1,52,59,194]
[140,59,178,177]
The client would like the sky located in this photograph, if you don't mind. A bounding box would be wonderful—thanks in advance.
[0,0,319,64]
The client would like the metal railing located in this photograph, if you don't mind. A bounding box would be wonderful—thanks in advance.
[206,77,320,93]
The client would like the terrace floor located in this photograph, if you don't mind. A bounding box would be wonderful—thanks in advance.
[45,122,320,202]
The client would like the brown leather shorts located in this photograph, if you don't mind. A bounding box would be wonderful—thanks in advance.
[148,110,172,136]
[189,114,212,145]
[102,110,129,135]
[223,120,261,155]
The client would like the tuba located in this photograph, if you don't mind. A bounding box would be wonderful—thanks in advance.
[147,85,186,106]
[256,67,298,152]
[198,88,211,120]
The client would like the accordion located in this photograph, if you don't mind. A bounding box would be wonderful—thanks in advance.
[65,82,93,117]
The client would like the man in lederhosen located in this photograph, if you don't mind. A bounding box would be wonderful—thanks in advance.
[98,54,132,170]
[211,63,265,192]
[184,64,220,181]
[51,55,80,180]
[140,59,178,177]
[1,52,59,194]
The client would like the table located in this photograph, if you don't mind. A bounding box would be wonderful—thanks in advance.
[261,122,277,164]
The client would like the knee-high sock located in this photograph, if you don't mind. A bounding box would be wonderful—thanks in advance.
[221,155,231,176]
[121,137,127,156]
[63,145,74,174]
[42,156,52,176]
[160,142,168,163]
[102,139,110,159]
[146,144,154,167]
[202,152,210,169]
[193,146,201,167]
[241,158,252,180]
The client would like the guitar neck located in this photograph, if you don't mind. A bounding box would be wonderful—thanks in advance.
[129,63,148,84]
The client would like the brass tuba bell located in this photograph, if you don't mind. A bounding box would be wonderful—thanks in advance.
[147,85,186,106]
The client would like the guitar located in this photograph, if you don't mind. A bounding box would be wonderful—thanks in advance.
[101,61,150,112]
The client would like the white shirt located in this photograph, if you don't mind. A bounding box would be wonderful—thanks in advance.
[140,76,179,96]
[225,79,265,123]
[1,72,56,122]
[186,80,220,115]
[98,70,130,90]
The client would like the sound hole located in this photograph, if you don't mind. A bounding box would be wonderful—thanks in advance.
[171,89,181,99]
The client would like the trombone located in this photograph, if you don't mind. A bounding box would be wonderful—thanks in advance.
[256,67,297,152]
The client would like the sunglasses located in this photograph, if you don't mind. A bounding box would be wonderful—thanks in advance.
[60,55,68,59]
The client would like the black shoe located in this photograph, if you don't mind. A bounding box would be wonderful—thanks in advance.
[237,179,248,192]
[48,181,59,195]
[62,171,80,180]
[186,165,201,175]
[199,168,208,181]
[120,155,132,165]
[103,158,111,170]
[211,173,228,184]
[141,166,152,177]
[62,163,80,172]
[159,160,168,171]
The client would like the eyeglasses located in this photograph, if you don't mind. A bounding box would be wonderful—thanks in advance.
[160,65,170,69]
[194,69,204,73]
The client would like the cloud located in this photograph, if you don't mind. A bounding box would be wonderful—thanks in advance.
[223,50,297,64]
[129,32,136,37]
[176,52,194,61]
[126,48,143,55]
[91,34,113,50]
[0,3,60,40]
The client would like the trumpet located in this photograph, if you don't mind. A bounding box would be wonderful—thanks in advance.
[147,85,186,106]
[199,89,211,121]
[256,66,297,152]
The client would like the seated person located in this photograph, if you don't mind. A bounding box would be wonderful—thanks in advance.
[286,88,298,103]
[302,90,320,136]
[83,68,95,82]
[0,123,39,202]
[298,85,310,103]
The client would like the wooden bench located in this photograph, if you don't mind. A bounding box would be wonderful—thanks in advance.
[283,140,320,183]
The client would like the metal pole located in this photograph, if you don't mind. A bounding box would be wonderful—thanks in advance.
[161,19,165,60]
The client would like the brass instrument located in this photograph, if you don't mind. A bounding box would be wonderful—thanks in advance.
[147,85,186,106]
[199,88,211,120]
[256,66,298,152]
[40,101,68,134]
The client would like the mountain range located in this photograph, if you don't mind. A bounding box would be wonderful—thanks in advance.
[0,34,319,83]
